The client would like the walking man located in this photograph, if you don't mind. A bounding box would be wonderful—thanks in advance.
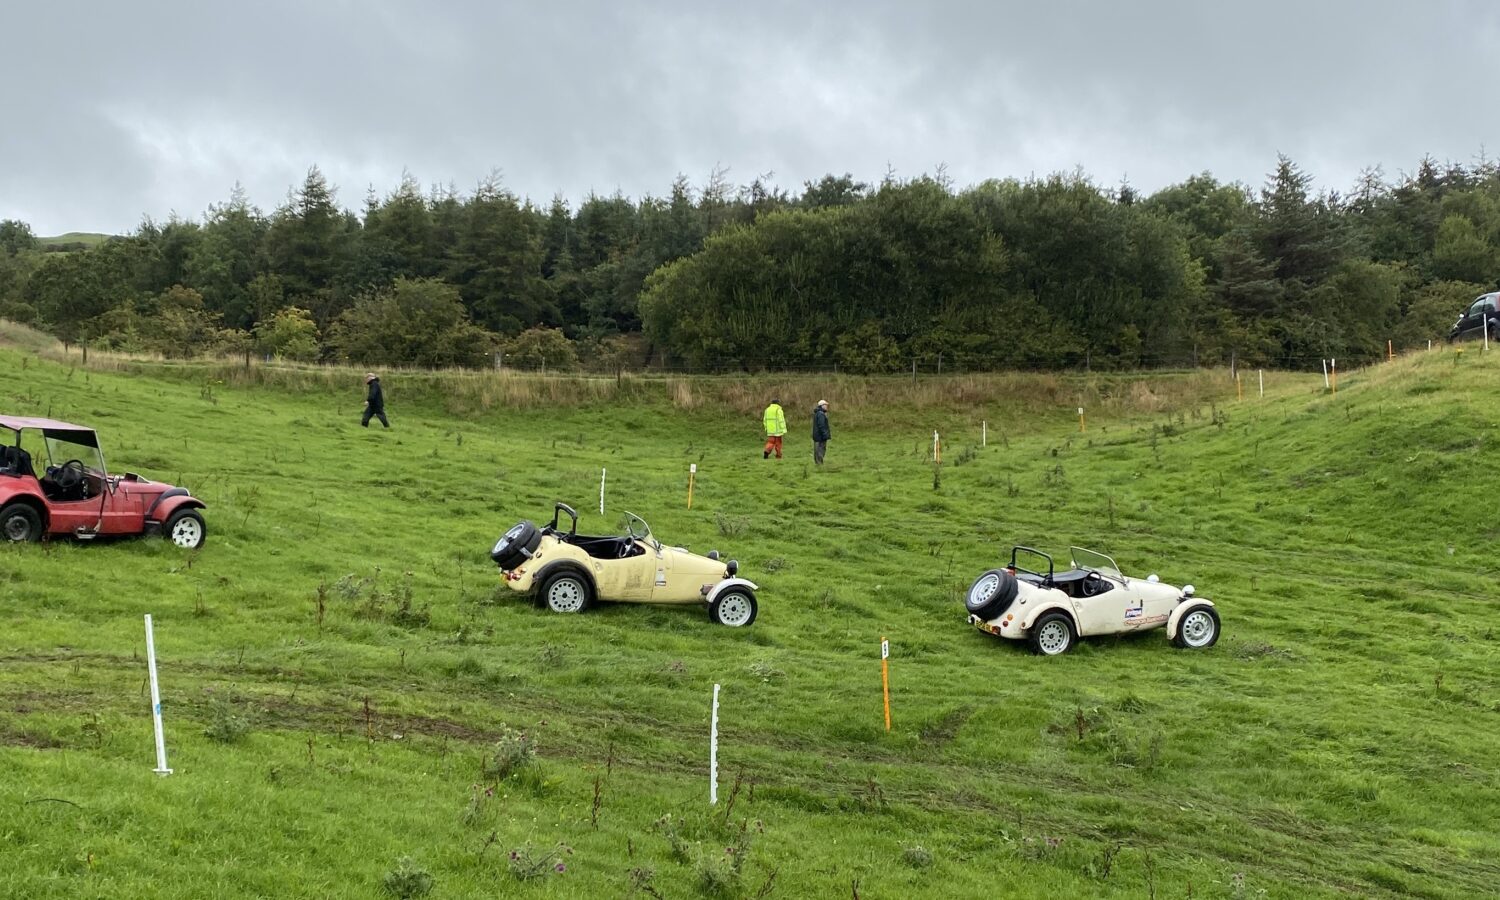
[812,399,830,465]
[362,373,389,428]
[762,398,786,459]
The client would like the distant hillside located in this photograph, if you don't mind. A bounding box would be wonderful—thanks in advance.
[36,231,112,251]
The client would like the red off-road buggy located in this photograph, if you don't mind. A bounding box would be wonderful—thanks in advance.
[0,415,207,548]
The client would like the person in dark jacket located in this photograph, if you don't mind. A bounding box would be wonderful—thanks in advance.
[362,373,389,428]
[811,399,830,464]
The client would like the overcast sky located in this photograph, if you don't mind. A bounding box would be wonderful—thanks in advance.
[2,0,1497,235]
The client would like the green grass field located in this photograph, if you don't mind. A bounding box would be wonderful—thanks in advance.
[2,339,1498,899]
[34,233,113,249]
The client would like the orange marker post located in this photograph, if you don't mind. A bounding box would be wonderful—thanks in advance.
[1078,406,1086,433]
[687,463,696,509]
[880,637,891,731]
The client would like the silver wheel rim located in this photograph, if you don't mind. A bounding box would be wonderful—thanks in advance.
[4,515,30,541]
[1181,610,1215,647]
[969,573,999,609]
[717,593,752,626]
[170,517,202,548]
[1037,620,1070,654]
[547,578,585,613]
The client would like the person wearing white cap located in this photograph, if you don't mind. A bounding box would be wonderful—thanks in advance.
[811,399,830,465]
[361,373,389,428]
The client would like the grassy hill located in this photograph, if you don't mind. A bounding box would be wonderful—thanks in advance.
[1,339,1497,898]
[36,232,113,249]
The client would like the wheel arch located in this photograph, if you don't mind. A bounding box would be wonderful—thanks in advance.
[151,493,205,523]
[1166,598,1216,640]
[0,493,49,530]
[1020,600,1077,634]
[706,578,759,606]
[534,561,597,599]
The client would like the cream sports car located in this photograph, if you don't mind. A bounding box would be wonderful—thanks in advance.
[491,503,759,626]
[964,546,1220,655]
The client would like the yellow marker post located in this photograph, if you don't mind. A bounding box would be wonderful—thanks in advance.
[880,637,891,731]
[1236,373,1243,401]
[1078,406,1086,433]
[1387,339,1393,361]
[932,430,941,464]
[687,463,697,509]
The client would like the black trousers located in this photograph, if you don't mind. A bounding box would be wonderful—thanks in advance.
[362,408,389,428]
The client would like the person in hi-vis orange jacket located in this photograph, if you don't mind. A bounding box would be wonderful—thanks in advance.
[762,399,787,459]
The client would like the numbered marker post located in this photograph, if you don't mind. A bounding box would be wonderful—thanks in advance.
[144,614,172,775]
[709,683,720,804]
[599,467,606,515]
[880,637,891,732]
[687,463,697,509]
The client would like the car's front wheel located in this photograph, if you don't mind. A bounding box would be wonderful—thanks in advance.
[1028,612,1076,656]
[709,589,757,627]
[164,509,206,549]
[1172,603,1220,649]
[541,570,591,614]
[0,503,43,542]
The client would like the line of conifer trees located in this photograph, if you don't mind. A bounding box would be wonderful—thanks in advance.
[0,155,1496,371]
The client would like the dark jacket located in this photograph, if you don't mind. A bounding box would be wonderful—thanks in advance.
[366,379,384,411]
[812,407,830,441]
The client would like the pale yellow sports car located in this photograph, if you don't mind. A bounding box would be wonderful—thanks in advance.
[491,503,759,626]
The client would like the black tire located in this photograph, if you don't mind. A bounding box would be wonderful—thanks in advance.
[1028,611,1076,656]
[709,589,757,627]
[0,503,43,542]
[1172,603,1221,649]
[491,520,540,569]
[964,569,1019,618]
[163,508,207,549]
[540,569,591,614]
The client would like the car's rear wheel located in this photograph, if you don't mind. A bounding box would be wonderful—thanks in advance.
[0,503,42,542]
[491,520,540,570]
[1172,604,1220,649]
[709,589,757,627]
[965,569,1018,619]
[164,508,206,549]
[541,570,591,614]
[1028,612,1075,656]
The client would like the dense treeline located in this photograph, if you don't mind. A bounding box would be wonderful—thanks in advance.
[1,156,1497,371]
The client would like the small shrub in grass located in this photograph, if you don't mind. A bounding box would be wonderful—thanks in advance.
[382,857,434,898]
[506,842,571,880]
[482,725,536,781]
[203,702,250,744]
[901,845,933,869]
[715,512,749,537]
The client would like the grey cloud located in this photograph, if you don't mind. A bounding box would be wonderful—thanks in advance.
[3,0,1496,233]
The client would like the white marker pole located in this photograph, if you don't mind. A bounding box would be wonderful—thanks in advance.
[1322,359,1330,389]
[1259,369,1264,399]
[982,420,986,447]
[709,683,720,805]
[599,467,606,515]
[144,614,172,775]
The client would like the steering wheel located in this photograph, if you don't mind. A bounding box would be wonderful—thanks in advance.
[54,459,86,492]
[1080,571,1106,597]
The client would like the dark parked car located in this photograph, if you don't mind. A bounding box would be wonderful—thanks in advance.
[1448,291,1500,343]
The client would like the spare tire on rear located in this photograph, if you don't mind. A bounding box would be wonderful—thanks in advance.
[491,520,541,569]
[965,569,1019,619]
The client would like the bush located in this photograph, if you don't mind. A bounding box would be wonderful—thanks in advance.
[482,725,536,781]
[382,857,434,898]
[255,306,320,360]
[502,326,579,371]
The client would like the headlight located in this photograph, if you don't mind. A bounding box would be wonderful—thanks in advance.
[1183,584,1195,597]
